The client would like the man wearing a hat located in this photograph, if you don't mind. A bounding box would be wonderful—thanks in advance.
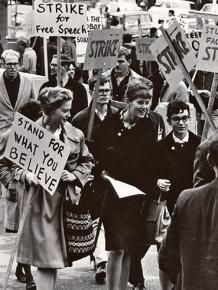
[0,49,36,283]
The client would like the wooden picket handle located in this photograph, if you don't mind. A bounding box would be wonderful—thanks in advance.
[87,68,102,140]
[160,26,216,132]
[57,37,61,87]
[3,187,35,290]
[201,73,218,141]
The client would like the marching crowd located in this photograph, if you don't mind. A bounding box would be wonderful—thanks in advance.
[0,32,218,290]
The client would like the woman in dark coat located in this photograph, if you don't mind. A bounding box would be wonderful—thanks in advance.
[93,80,156,290]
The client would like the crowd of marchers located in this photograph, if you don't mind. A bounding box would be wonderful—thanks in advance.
[0,33,218,290]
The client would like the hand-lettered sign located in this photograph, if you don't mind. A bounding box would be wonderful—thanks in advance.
[136,38,156,61]
[34,1,87,37]
[4,113,70,196]
[83,28,122,70]
[196,25,218,73]
[77,12,103,64]
[185,30,202,55]
[150,20,196,90]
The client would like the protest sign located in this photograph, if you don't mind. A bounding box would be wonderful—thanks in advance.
[136,38,156,61]
[196,24,218,73]
[4,113,71,196]
[34,0,87,37]
[83,28,122,70]
[189,10,218,24]
[185,30,202,55]
[150,20,196,90]
[77,12,103,63]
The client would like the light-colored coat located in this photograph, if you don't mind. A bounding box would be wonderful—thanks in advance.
[17,120,94,268]
[0,71,35,231]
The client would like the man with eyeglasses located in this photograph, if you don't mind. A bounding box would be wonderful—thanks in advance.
[40,54,88,120]
[72,75,117,284]
[0,49,35,284]
[152,100,200,215]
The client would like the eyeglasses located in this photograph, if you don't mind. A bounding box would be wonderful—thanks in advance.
[5,63,19,67]
[50,63,57,67]
[171,116,190,123]
[99,89,110,94]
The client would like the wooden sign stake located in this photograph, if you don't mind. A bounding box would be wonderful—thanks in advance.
[87,68,102,140]
[201,73,218,141]
[57,37,61,87]
[160,26,216,132]
[3,187,35,290]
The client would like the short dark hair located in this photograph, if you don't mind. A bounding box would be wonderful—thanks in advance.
[167,100,190,120]
[89,74,110,91]
[169,9,175,15]
[19,100,43,121]
[208,140,218,168]
[118,46,131,61]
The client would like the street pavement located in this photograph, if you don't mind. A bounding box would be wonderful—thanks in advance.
[0,200,161,290]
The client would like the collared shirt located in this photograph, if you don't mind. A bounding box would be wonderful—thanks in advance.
[3,72,20,108]
[95,109,107,121]
[172,132,189,144]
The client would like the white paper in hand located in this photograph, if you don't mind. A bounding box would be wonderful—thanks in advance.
[104,175,146,199]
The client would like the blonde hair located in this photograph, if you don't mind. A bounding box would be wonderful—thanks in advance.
[38,87,73,114]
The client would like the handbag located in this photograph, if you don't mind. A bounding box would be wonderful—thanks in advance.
[143,193,171,245]
[63,199,95,264]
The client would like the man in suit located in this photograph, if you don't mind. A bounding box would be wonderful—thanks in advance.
[152,100,200,215]
[159,139,218,290]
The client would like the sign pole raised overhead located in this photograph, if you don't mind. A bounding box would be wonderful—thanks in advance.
[159,25,216,131]
[201,73,218,141]
[84,29,122,140]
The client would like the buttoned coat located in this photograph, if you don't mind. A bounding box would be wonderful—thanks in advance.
[17,120,94,268]
[151,131,200,214]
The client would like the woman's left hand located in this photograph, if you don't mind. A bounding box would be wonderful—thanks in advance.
[61,170,77,183]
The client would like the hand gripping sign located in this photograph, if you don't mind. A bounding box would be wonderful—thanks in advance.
[4,113,71,196]
[150,19,197,91]
[34,0,87,37]
[197,24,218,73]
[83,29,122,70]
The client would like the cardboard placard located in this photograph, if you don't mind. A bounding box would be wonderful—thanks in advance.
[185,30,202,55]
[197,24,218,73]
[150,20,196,90]
[34,1,87,37]
[77,13,103,64]
[83,28,122,70]
[4,113,71,196]
[135,38,156,61]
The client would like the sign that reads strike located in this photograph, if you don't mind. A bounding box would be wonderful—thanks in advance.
[196,25,218,73]
[4,113,71,196]
[83,29,122,70]
[136,38,156,61]
[150,20,196,89]
[34,1,87,37]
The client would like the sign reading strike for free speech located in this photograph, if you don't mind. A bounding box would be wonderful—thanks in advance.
[4,113,71,196]
[136,38,156,61]
[197,25,218,73]
[77,13,103,64]
[150,20,196,90]
[34,0,87,37]
[83,29,122,70]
